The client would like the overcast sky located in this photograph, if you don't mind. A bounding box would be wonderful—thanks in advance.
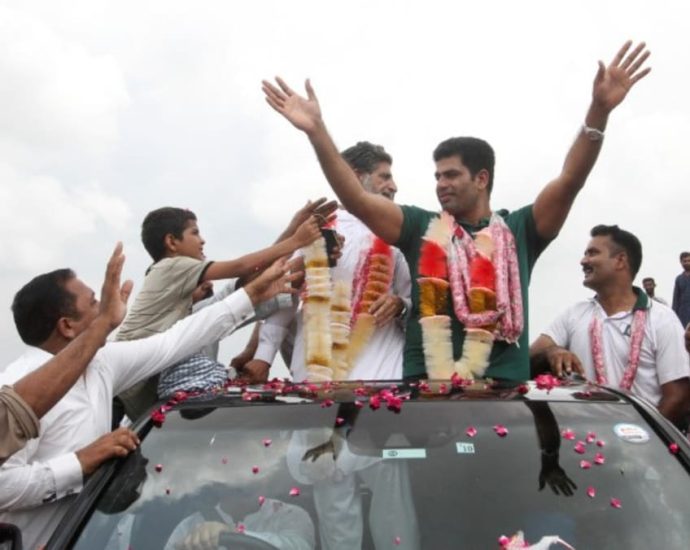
[1,0,689,373]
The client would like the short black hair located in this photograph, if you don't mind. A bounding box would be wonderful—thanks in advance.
[642,277,655,284]
[12,269,77,346]
[141,207,197,262]
[433,137,495,194]
[590,224,643,278]
[340,142,392,174]
[680,251,690,261]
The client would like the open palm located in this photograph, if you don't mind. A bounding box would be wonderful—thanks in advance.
[593,41,651,112]
[262,77,322,133]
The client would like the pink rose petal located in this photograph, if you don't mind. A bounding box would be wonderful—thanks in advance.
[252,466,259,474]
[610,497,622,509]
[587,486,596,498]
[369,395,381,410]
[594,453,605,465]
[498,535,510,547]
[262,438,272,447]
[289,487,301,497]
[535,373,561,392]
[669,442,680,454]
[235,523,246,534]
[493,424,509,437]
[335,417,345,426]
[154,464,163,473]
[596,440,606,447]
[586,432,597,444]
[393,536,401,546]
[354,400,364,409]
[561,428,576,440]
[321,399,334,408]
[221,457,228,465]
[580,460,592,470]
[258,496,266,506]
[466,426,478,438]
[574,441,586,454]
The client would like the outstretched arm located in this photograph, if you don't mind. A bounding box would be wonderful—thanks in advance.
[533,41,651,240]
[204,215,321,281]
[262,77,404,244]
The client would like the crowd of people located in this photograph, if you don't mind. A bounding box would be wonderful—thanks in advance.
[1,39,690,549]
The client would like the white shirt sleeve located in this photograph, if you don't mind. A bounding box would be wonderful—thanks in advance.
[0,442,82,512]
[104,288,254,395]
[254,304,298,364]
[653,307,690,386]
[543,306,575,349]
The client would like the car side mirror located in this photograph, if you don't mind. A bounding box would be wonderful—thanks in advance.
[0,523,22,550]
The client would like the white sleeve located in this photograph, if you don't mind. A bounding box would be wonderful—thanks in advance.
[254,304,298,364]
[246,502,315,550]
[0,442,83,511]
[104,289,254,395]
[542,307,574,349]
[653,308,690,385]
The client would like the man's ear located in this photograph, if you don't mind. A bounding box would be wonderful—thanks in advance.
[56,317,78,341]
[475,169,490,191]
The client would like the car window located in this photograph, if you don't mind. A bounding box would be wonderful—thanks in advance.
[70,397,690,549]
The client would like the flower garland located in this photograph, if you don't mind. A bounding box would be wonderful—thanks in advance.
[347,237,394,371]
[302,236,335,381]
[589,308,647,390]
[418,211,523,380]
[302,230,393,382]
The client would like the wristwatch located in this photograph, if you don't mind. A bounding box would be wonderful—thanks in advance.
[582,123,605,141]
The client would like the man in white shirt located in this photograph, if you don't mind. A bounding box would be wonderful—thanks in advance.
[530,225,690,428]
[243,142,411,382]
[0,254,297,550]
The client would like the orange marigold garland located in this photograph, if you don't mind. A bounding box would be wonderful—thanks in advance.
[347,237,394,371]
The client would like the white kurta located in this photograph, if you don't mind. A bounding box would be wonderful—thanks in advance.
[255,209,411,381]
[0,289,254,550]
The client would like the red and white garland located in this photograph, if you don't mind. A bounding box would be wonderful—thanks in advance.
[418,211,523,380]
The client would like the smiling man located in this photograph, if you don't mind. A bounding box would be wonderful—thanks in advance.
[530,225,690,428]
[262,41,651,380]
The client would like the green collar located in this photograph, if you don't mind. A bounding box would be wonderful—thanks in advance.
[632,286,650,311]
[458,209,509,233]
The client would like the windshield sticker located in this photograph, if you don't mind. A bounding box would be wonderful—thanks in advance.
[382,449,427,460]
[456,442,476,454]
[613,423,650,443]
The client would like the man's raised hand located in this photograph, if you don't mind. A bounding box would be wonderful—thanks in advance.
[262,77,322,134]
[592,40,651,113]
[99,242,134,332]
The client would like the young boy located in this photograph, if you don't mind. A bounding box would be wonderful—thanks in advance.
[115,204,326,422]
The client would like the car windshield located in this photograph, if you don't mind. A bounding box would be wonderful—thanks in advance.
[71,392,690,550]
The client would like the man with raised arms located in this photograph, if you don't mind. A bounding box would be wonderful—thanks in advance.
[262,41,651,381]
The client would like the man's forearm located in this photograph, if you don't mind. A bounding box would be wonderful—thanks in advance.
[658,394,689,429]
[307,122,367,213]
[13,317,112,419]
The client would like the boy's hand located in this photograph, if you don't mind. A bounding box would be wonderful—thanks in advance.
[244,258,302,306]
[293,215,322,247]
[191,281,214,304]
[285,197,338,236]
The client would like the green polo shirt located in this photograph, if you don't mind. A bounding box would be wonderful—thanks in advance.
[395,204,552,381]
